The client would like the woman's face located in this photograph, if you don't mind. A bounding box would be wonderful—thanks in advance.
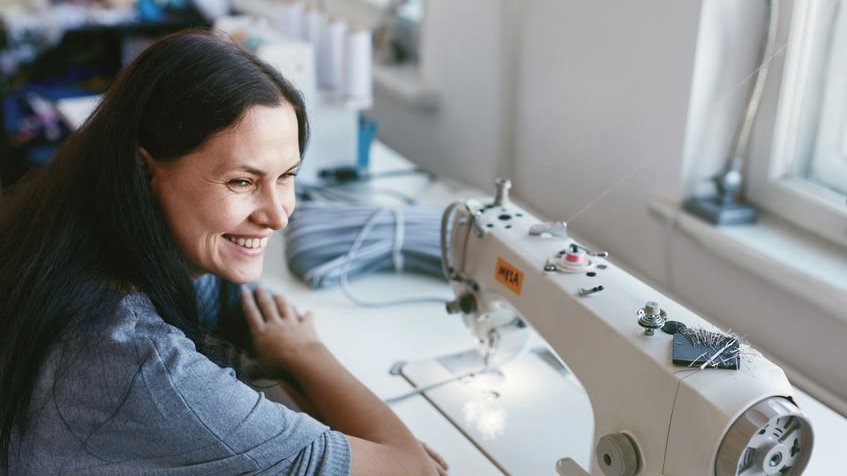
[144,103,300,283]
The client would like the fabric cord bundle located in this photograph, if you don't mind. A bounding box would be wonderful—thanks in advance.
[284,202,448,302]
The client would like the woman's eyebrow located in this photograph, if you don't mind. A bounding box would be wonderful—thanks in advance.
[233,165,266,176]
[285,160,302,173]
[229,160,300,176]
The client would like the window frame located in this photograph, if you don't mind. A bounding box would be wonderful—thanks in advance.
[746,0,847,248]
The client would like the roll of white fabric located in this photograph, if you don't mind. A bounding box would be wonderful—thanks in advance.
[343,28,373,102]
[302,8,326,48]
[300,8,326,45]
[318,18,347,92]
[280,1,303,39]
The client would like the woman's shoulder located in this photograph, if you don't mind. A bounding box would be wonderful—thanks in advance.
[110,292,190,343]
[56,291,201,373]
[53,292,188,370]
[115,291,160,321]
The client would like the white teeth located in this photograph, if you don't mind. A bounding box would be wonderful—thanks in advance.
[227,236,266,250]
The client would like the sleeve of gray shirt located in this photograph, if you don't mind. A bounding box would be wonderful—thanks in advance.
[10,293,351,476]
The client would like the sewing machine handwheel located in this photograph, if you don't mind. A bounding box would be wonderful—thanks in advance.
[716,397,813,476]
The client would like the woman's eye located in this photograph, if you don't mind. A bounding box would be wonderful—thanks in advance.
[228,179,252,189]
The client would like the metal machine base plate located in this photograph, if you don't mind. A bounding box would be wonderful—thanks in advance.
[398,346,594,475]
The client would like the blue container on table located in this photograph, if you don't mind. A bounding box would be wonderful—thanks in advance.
[357,114,378,168]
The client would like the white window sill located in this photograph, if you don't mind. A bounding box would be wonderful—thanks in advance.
[648,198,847,322]
[373,64,440,112]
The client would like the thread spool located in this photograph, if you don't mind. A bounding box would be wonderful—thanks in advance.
[343,28,373,103]
[319,18,347,93]
[280,0,303,39]
[301,7,325,46]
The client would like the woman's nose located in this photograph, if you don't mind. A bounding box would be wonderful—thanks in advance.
[254,186,293,230]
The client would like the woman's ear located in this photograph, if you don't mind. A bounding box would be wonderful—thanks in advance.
[138,147,155,181]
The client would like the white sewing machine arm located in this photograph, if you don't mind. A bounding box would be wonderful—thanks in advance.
[441,180,813,476]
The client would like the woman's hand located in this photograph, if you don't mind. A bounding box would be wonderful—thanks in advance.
[242,287,442,476]
[241,286,322,379]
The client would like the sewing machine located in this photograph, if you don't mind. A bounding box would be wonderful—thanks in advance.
[403,179,813,475]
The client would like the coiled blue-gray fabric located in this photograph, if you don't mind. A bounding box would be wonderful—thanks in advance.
[284,202,445,288]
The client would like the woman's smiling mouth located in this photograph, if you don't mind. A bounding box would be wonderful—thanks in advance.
[224,234,268,250]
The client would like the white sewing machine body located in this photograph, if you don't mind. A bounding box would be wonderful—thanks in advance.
[440,181,813,475]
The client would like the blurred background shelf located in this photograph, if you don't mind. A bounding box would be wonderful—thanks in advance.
[0,3,208,187]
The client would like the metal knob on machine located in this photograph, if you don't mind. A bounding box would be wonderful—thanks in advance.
[596,432,640,476]
[637,301,667,336]
[493,178,511,206]
[445,293,477,315]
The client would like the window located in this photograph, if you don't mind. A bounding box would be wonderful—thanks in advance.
[372,0,424,65]
[803,1,847,195]
[748,0,847,247]
[323,0,424,65]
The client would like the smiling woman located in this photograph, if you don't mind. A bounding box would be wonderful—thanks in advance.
[0,30,443,476]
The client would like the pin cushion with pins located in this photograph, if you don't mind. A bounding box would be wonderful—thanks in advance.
[670,325,742,370]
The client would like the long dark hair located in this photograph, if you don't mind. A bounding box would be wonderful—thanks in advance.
[0,29,309,467]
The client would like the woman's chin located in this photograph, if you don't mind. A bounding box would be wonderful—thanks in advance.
[208,260,263,284]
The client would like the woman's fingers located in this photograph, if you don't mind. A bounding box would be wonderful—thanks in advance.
[273,294,297,321]
[245,286,303,325]
[241,286,264,332]
[244,286,312,337]
[421,441,448,473]
[255,287,278,321]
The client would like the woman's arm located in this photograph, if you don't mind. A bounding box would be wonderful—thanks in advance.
[241,287,446,476]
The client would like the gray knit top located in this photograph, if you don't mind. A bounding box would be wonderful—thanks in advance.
[8,292,351,475]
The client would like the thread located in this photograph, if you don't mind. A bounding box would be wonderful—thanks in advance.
[343,28,373,102]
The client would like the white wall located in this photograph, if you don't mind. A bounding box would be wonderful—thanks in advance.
[371,0,847,412]
[511,0,702,278]
[369,0,510,188]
